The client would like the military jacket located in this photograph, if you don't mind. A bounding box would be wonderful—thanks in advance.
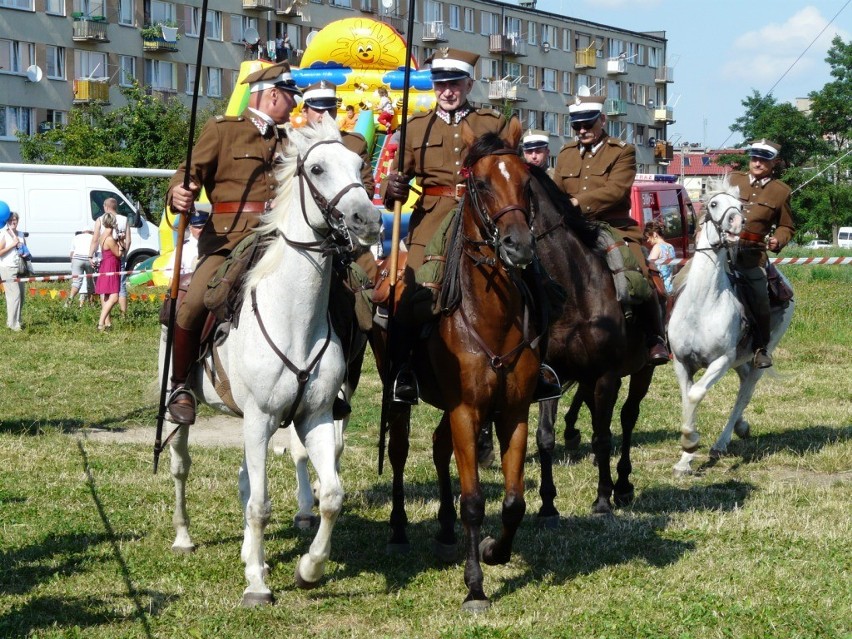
[729,171,795,268]
[552,135,636,229]
[169,109,281,255]
[341,131,375,195]
[382,106,507,230]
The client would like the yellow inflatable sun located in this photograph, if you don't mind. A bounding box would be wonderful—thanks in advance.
[301,18,411,70]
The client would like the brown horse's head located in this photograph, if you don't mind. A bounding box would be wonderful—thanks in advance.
[460,118,534,268]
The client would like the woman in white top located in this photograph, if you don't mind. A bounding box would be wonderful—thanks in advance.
[0,211,26,331]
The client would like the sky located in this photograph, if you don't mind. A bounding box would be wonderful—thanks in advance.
[535,0,851,149]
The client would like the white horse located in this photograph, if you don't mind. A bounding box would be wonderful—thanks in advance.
[668,177,794,477]
[161,116,381,605]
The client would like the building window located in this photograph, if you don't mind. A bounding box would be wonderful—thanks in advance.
[0,0,34,9]
[230,14,258,43]
[186,64,201,95]
[542,68,556,92]
[648,47,661,68]
[543,111,558,135]
[146,0,176,26]
[46,0,65,15]
[118,0,133,25]
[46,46,66,80]
[635,44,646,65]
[635,124,645,146]
[423,0,441,22]
[608,120,622,139]
[561,70,572,94]
[525,110,538,130]
[73,0,105,18]
[505,16,521,39]
[74,49,107,79]
[0,106,34,139]
[563,114,571,136]
[118,55,136,86]
[207,67,222,97]
[144,59,177,91]
[45,109,67,128]
[481,58,498,81]
[540,25,555,50]
[206,10,222,40]
[527,66,537,89]
[562,28,571,51]
[463,7,473,32]
[0,39,35,75]
[527,21,536,46]
[448,5,459,30]
[480,11,499,36]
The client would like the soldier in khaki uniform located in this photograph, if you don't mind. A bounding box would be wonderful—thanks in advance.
[381,48,560,403]
[553,95,669,365]
[729,139,794,368]
[302,80,377,282]
[521,129,553,177]
[165,62,301,425]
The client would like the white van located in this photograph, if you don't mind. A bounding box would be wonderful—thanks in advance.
[838,227,852,249]
[0,171,159,274]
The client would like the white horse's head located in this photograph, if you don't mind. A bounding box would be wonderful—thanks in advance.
[267,114,381,250]
[699,177,744,249]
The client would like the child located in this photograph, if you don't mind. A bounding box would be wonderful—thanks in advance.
[340,105,358,132]
[376,87,394,131]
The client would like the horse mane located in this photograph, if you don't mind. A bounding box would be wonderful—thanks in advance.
[527,164,600,249]
[701,175,739,204]
[463,132,509,168]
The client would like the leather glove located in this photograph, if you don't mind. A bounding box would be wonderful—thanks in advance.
[384,172,410,205]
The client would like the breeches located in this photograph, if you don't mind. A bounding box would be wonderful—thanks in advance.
[176,252,226,331]
[406,205,456,272]
[737,264,769,316]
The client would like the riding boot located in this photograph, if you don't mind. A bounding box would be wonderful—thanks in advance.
[640,298,670,366]
[389,320,418,405]
[752,306,773,369]
[167,324,202,425]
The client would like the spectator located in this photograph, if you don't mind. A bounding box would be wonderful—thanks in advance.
[89,198,130,318]
[340,105,358,132]
[0,210,25,331]
[275,34,286,62]
[376,87,395,132]
[67,230,95,307]
[94,212,124,331]
[644,220,675,295]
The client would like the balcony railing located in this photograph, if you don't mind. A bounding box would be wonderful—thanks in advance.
[575,47,596,69]
[72,17,109,43]
[275,0,306,17]
[606,58,626,74]
[654,106,675,124]
[488,34,527,56]
[243,0,274,9]
[73,78,110,104]
[604,98,627,116]
[655,66,674,83]
[358,0,377,12]
[382,15,405,34]
[488,79,525,102]
[143,37,179,52]
[422,20,446,42]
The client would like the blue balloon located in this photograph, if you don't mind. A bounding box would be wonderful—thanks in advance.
[0,200,10,226]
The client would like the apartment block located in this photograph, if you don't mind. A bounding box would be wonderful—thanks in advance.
[0,0,674,169]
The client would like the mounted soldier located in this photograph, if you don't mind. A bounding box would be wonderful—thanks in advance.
[520,128,553,177]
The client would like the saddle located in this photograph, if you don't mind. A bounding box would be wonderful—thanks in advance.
[596,223,654,307]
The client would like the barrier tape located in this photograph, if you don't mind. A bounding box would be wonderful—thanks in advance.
[11,266,182,285]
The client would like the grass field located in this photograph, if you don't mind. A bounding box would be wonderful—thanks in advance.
[1,264,850,639]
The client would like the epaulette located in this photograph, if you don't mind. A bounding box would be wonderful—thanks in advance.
[606,136,628,148]
[215,115,243,123]
[475,107,503,118]
[409,109,433,121]
[559,139,580,152]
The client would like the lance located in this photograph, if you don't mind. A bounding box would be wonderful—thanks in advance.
[377,0,417,475]
[153,0,210,474]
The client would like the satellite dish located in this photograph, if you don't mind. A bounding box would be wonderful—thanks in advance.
[305,31,318,47]
[26,65,43,83]
[577,85,591,97]
[243,27,260,45]
[381,0,394,7]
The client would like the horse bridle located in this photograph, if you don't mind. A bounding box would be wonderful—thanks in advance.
[699,194,743,253]
[285,138,367,255]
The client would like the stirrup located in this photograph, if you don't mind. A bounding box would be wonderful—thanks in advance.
[533,364,562,402]
[752,348,772,369]
[166,386,197,425]
[392,367,419,405]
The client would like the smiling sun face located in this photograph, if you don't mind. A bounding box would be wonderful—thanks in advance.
[329,20,403,69]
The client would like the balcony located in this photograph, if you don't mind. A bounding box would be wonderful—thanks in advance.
[72,16,109,43]
[73,78,110,104]
[605,98,627,116]
[488,79,525,102]
[606,58,626,74]
[655,66,674,83]
[358,0,377,12]
[422,21,446,43]
[654,106,675,124]
[382,15,405,34]
[243,0,273,9]
[143,37,179,52]
[575,47,596,69]
[276,0,308,18]
[142,24,180,52]
[488,34,527,57]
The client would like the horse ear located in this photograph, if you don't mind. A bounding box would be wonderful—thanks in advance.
[500,116,523,150]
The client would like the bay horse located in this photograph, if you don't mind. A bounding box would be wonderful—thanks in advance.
[668,178,794,476]
[527,165,657,520]
[160,117,381,605]
[382,118,541,611]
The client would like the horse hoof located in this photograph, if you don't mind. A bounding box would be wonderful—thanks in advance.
[478,536,496,562]
[672,466,692,479]
[591,499,613,516]
[386,541,411,555]
[537,514,560,529]
[241,591,274,607]
[431,538,458,564]
[614,488,635,507]
[461,598,491,614]
[564,431,581,451]
[709,447,726,460]
[734,420,751,439]
[294,514,319,530]
[171,544,196,555]
[294,564,321,590]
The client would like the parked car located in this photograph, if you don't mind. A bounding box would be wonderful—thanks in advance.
[802,239,832,250]
[838,227,852,249]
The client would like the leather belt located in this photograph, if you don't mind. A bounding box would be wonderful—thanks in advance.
[739,230,765,243]
[422,184,466,199]
[211,201,267,215]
